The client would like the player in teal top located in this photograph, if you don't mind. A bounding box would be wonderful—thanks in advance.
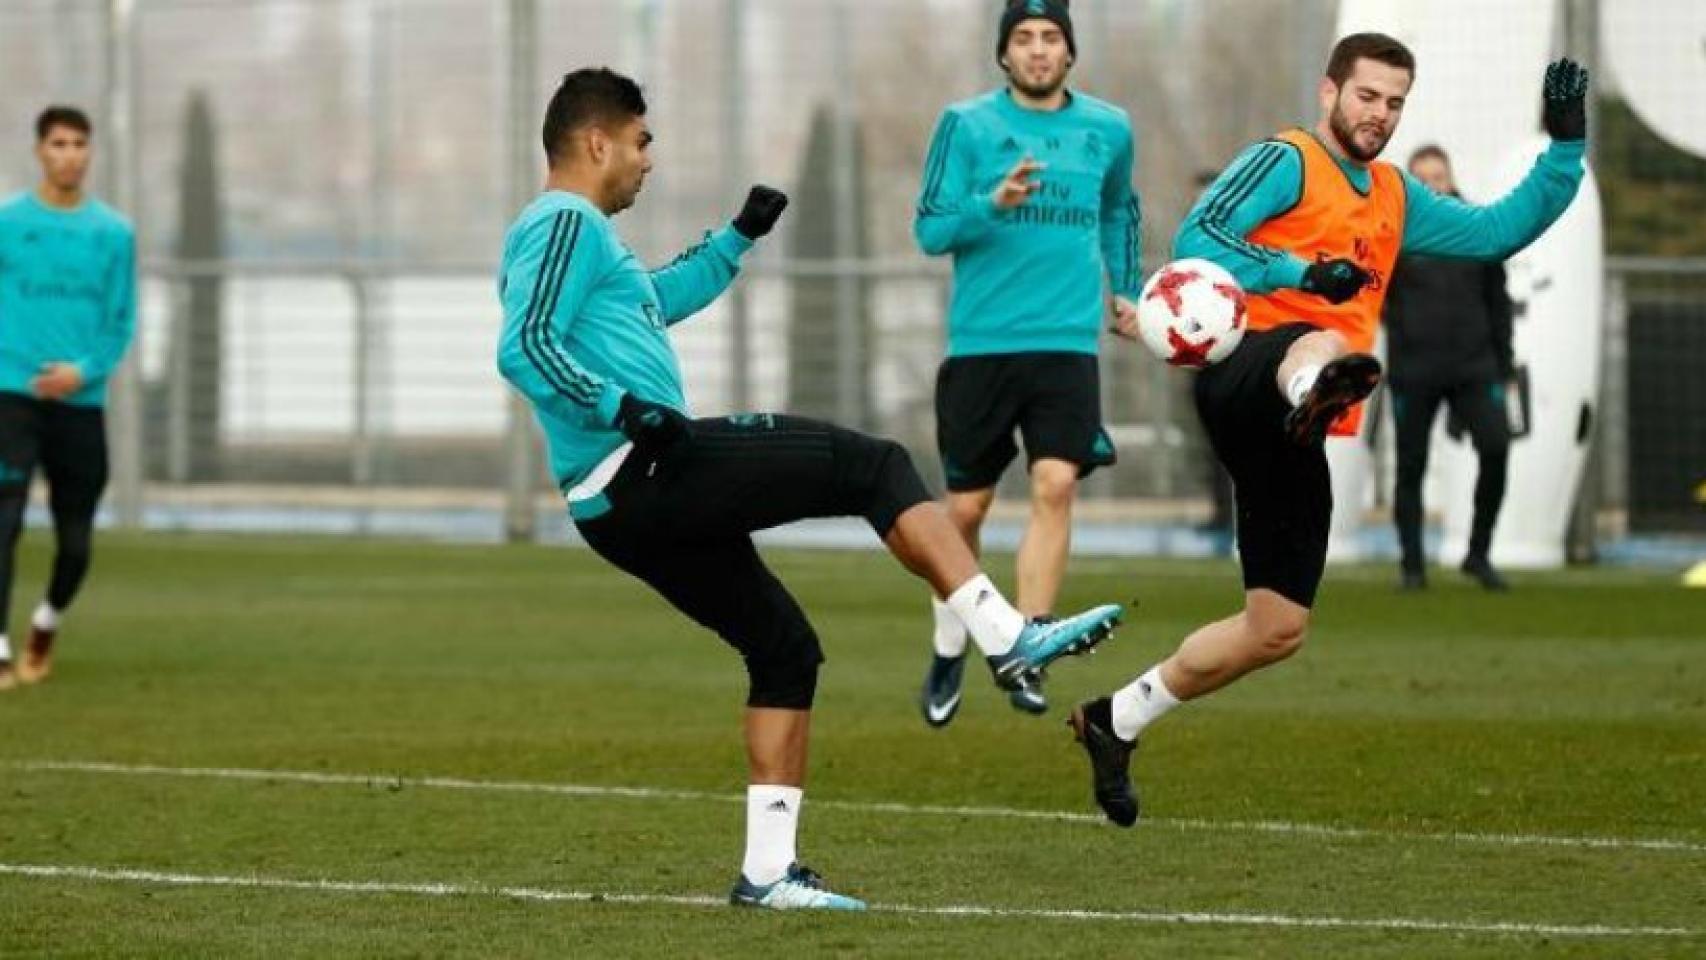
[0,106,136,692]
[497,176,755,493]
[496,68,1125,911]
[1069,36,1590,828]
[913,0,1141,726]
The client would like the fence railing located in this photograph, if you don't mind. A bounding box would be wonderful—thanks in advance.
[99,254,1706,547]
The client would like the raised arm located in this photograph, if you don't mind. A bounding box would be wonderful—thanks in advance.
[1399,141,1585,259]
[650,185,783,325]
[649,226,753,326]
[1402,59,1590,260]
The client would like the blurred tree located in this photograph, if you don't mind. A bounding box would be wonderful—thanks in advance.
[173,89,225,481]
[1598,96,1706,257]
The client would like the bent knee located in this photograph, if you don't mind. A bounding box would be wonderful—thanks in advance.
[1248,611,1309,664]
[1256,628,1306,664]
[949,499,990,524]
[1029,462,1078,508]
[744,625,825,711]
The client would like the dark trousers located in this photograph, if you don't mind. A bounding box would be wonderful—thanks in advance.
[1392,380,1510,571]
[0,393,110,631]
[573,414,932,709]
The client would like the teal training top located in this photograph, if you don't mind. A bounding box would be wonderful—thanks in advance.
[0,192,137,407]
[495,190,753,489]
[915,88,1141,358]
[1174,133,1586,292]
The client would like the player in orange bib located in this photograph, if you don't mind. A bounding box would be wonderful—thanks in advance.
[1080,33,1590,825]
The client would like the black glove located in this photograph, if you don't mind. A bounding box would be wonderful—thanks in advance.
[731,185,789,239]
[1541,58,1589,142]
[1301,258,1372,305]
[614,394,692,453]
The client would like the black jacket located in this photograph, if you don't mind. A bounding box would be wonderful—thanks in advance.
[1383,253,1514,389]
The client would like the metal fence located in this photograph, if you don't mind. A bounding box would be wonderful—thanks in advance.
[1597,258,1706,540]
[2,0,1702,550]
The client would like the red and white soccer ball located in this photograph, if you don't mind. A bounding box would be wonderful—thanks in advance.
[1135,258,1247,368]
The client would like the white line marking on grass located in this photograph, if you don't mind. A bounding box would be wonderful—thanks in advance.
[0,863,1694,939]
[15,760,1706,856]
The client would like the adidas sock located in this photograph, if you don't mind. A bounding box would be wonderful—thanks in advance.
[0,634,10,662]
[32,602,61,633]
[1285,364,1323,407]
[741,785,803,886]
[930,598,969,658]
[1109,665,1181,741]
[945,574,1025,657]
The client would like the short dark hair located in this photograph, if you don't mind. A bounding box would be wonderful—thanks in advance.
[1325,32,1416,86]
[1408,144,1450,168]
[35,105,92,142]
[541,68,647,164]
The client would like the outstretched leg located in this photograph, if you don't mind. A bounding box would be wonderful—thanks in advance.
[1070,325,1361,825]
[572,414,1126,905]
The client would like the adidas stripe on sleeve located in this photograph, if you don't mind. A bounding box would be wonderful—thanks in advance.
[913,110,1001,255]
[1172,140,1311,295]
[496,207,625,428]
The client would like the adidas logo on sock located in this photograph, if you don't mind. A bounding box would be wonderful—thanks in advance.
[975,589,993,607]
[766,800,791,814]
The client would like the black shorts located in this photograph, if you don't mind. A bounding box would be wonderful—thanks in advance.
[572,414,932,672]
[0,392,109,510]
[1194,325,1330,608]
[935,351,1115,492]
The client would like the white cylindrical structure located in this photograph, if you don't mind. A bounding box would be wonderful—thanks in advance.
[1334,0,1565,567]
[1325,419,1377,563]
[1440,142,1603,568]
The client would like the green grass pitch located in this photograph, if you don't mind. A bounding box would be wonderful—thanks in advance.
[1,532,1701,957]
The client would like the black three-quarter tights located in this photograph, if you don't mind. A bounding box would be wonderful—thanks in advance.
[0,393,109,631]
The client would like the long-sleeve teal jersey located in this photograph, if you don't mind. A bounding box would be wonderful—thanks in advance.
[0,192,137,407]
[1174,133,1586,292]
[495,190,752,489]
[914,88,1141,358]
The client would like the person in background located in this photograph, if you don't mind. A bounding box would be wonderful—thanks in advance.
[912,0,1142,725]
[0,106,136,691]
[1385,144,1516,592]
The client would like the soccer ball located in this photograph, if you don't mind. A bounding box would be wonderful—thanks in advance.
[1134,258,1247,368]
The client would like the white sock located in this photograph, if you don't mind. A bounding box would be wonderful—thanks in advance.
[1285,364,1323,407]
[930,598,968,658]
[0,634,11,662]
[1110,665,1181,741]
[741,785,803,886]
[945,574,1025,657]
[32,602,61,633]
